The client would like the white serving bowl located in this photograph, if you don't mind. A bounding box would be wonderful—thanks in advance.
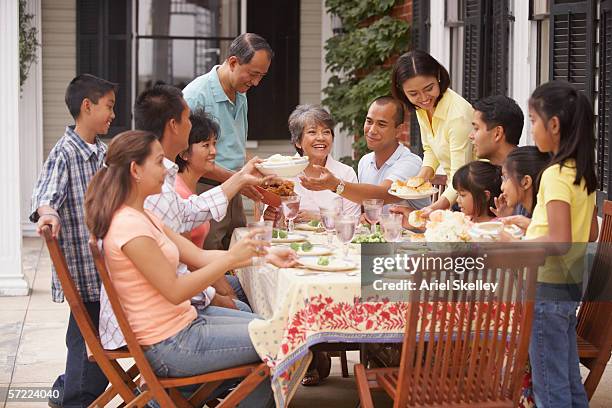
[469,221,524,242]
[255,161,309,177]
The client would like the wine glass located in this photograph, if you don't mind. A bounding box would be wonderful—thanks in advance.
[319,198,342,246]
[380,213,403,242]
[281,195,301,233]
[335,215,358,259]
[363,199,384,234]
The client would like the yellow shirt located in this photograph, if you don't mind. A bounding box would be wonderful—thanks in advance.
[416,88,475,205]
[525,162,595,284]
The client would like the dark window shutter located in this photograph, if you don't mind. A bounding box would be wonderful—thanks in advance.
[486,0,510,96]
[549,0,595,101]
[598,0,612,200]
[462,0,485,103]
[77,0,132,137]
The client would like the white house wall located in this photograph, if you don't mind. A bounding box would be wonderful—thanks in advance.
[41,0,76,157]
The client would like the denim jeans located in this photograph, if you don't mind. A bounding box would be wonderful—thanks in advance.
[226,274,250,307]
[143,307,273,408]
[54,301,109,408]
[529,284,588,408]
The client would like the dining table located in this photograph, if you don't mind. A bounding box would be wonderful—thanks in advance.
[229,227,408,407]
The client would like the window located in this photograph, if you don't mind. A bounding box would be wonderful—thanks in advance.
[77,0,132,137]
[410,0,431,155]
[461,0,512,102]
[136,0,240,93]
[446,0,465,93]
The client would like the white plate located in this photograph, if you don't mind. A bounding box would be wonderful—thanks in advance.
[271,232,308,243]
[295,223,322,231]
[291,244,333,257]
[388,187,438,200]
[255,161,308,177]
[297,256,357,272]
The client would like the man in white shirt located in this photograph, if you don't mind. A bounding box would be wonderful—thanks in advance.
[300,96,429,212]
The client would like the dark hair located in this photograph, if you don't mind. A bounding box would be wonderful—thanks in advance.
[452,161,502,218]
[134,85,185,140]
[176,109,220,172]
[370,95,405,127]
[391,50,451,111]
[85,131,158,239]
[65,74,118,120]
[473,95,524,145]
[529,80,597,194]
[504,146,551,214]
[229,33,274,64]
[288,105,335,155]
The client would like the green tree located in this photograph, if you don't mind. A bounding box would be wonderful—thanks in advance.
[323,0,410,170]
[19,0,39,89]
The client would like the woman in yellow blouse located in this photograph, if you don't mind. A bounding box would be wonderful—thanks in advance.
[391,50,475,213]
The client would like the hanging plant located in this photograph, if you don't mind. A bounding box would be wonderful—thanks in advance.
[19,0,40,89]
[323,0,410,170]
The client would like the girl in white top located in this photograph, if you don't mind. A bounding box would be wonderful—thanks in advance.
[290,104,361,220]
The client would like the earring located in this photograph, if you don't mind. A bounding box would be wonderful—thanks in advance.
[136,177,141,183]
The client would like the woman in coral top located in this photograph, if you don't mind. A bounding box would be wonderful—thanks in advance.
[85,130,297,407]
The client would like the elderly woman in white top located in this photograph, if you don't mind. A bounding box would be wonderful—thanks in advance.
[265,105,360,223]
[291,104,361,221]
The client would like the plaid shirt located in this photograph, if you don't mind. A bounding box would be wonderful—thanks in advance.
[31,126,107,303]
[99,157,228,349]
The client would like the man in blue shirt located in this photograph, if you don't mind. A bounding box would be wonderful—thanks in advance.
[183,33,273,249]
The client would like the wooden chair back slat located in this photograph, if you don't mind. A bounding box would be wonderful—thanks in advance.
[430,174,448,202]
[577,200,612,399]
[370,248,545,407]
[41,225,137,405]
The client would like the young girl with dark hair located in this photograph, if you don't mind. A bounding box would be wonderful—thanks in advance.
[391,49,475,215]
[451,161,502,223]
[504,81,599,407]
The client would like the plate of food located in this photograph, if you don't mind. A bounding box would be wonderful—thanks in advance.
[297,256,357,272]
[255,153,309,177]
[295,220,323,231]
[389,177,438,200]
[469,221,524,242]
[271,229,308,243]
[289,241,333,256]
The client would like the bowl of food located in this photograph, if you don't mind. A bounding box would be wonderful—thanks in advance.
[255,153,309,177]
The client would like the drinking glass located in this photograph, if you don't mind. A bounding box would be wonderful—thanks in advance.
[319,198,342,246]
[380,213,403,242]
[335,215,358,259]
[247,221,273,266]
[363,199,384,234]
[281,195,301,233]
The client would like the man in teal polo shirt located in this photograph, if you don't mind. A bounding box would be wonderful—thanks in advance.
[183,33,274,250]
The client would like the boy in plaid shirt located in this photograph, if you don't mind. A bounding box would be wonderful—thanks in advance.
[31,74,117,408]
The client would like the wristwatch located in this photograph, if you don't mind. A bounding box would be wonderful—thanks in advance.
[335,179,345,195]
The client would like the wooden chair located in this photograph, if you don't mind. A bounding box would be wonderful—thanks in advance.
[41,225,140,407]
[88,238,270,408]
[577,199,612,400]
[355,247,546,407]
[430,174,447,202]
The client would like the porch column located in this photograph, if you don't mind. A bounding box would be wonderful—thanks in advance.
[0,0,29,296]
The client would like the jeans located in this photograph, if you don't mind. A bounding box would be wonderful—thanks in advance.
[54,301,109,408]
[226,274,250,307]
[143,307,273,408]
[529,284,588,408]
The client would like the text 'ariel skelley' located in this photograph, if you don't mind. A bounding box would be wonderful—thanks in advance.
[371,278,499,293]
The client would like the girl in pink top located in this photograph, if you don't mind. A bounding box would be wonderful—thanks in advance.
[85,131,296,407]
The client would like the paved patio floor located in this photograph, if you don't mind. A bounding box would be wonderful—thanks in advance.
[1,237,610,407]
